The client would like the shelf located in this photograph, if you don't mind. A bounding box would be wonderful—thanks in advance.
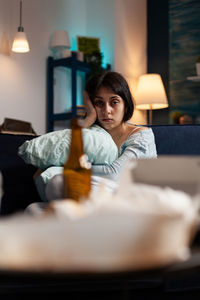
[47,52,111,132]
[52,56,90,73]
[187,76,200,82]
[47,53,91,132]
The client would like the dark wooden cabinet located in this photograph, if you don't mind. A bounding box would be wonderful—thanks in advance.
[47,52,111,132]
[47,52,91,132]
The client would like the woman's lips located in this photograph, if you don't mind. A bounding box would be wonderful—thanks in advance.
[101,118,113,122]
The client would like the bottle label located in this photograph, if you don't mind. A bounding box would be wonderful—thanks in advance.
[79,154,91,169]
[63,169,91,201]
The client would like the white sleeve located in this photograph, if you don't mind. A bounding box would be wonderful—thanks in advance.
[92,129,157,180]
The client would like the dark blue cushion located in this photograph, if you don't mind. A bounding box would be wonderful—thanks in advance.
[151,125,200,155]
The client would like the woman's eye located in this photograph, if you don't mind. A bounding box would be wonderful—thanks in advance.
[112,100,119,105]
[94,100,104,107]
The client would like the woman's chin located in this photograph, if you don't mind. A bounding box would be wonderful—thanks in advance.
[100,123,114,131]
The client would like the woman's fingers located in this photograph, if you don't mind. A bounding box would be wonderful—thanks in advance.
[83,91,97,127]
[83,91,93,110]
[83,91,89,106]
[83,91,96,116]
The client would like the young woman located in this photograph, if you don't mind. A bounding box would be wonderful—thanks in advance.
[44,71,157,201]
[83,71,157,177]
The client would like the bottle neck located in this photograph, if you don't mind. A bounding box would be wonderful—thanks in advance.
[64,119,85,168]
[69,127,84,157]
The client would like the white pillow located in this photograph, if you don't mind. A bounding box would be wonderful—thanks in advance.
[18,125,118,170]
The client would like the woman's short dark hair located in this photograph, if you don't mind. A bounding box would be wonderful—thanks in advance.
[85,71,134,122]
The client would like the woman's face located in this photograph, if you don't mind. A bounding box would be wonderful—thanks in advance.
[93,86,125,131]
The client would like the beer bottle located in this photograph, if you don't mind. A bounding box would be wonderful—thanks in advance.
[63,118,91,201]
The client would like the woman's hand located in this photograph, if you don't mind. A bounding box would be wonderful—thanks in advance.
[83,91,97,128]
[33,168,43,181]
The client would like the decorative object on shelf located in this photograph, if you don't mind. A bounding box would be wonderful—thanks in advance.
[12,0,30,53]
[63,49,71,58]
[179,114,194,124]
[71,51,84,61]
[195,115,200,124]
[77,51,84,61]
[196,56,200,76]
[135,74,168,125]
[50,30,71,58]
[170,111,183,124]
[187,76,200,81]
[77,36,103,76]
[76,105,86,117]
[170,111,194,125]
[77,36,100,56]
[0,118,36,135]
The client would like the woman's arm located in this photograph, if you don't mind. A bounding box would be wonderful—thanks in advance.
[33,168,43,181]
[92,129,157,179]
[82,91,97,128]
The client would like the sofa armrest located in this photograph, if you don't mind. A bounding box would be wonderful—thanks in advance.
[0,133,41,215]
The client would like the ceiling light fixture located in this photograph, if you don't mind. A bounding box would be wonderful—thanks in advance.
[12,0,30,53]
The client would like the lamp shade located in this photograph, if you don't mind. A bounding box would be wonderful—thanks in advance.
[12,31,30,53]
[50,30,70,48]
[11,0,30,53]
[135,74,168,110]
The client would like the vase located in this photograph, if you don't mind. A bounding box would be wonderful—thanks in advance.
[196,63,200,76]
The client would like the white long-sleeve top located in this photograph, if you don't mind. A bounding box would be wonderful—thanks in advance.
[92,127,157,181]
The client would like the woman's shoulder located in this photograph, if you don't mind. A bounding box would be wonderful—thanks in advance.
[127,122,149,137]
[119,124,157,157]
[125,124,155,145]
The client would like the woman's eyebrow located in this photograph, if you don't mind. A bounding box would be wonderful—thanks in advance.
[94,95,120,99]
[94,96,103,99]
[110,95,120,99]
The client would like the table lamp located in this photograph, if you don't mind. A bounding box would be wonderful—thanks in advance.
[50,30,71,58]
[135,74,168,125]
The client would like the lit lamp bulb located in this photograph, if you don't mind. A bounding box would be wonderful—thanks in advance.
[12,31,30,53]
[12,1,30,53]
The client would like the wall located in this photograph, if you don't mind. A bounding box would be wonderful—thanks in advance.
[85,0,115,69]
[114,0,147,124]
[147,0,169,125]
[0,0,146,134]
[169,0,200,124]
[54,0,115,126]
[0,0,88,134]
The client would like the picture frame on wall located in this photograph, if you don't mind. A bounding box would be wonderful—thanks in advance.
[77,36,100,56]
[76,36,103,76]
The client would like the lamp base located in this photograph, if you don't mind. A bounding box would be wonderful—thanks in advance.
[147,106,153,125]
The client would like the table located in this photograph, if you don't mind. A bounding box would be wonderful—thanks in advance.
[1,248,200,299]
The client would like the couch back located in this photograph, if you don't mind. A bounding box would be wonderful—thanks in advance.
[151,124,200,155]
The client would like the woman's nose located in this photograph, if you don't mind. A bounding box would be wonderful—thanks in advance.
[103,103,111,114]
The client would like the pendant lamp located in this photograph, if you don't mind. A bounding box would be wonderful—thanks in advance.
[12,0,30,53]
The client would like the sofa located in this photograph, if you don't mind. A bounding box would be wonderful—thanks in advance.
[1,124,200,215]
[0,124,200,298]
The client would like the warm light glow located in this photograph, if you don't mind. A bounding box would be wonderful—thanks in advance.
[135,74,168,110]
[12,32,30,53]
